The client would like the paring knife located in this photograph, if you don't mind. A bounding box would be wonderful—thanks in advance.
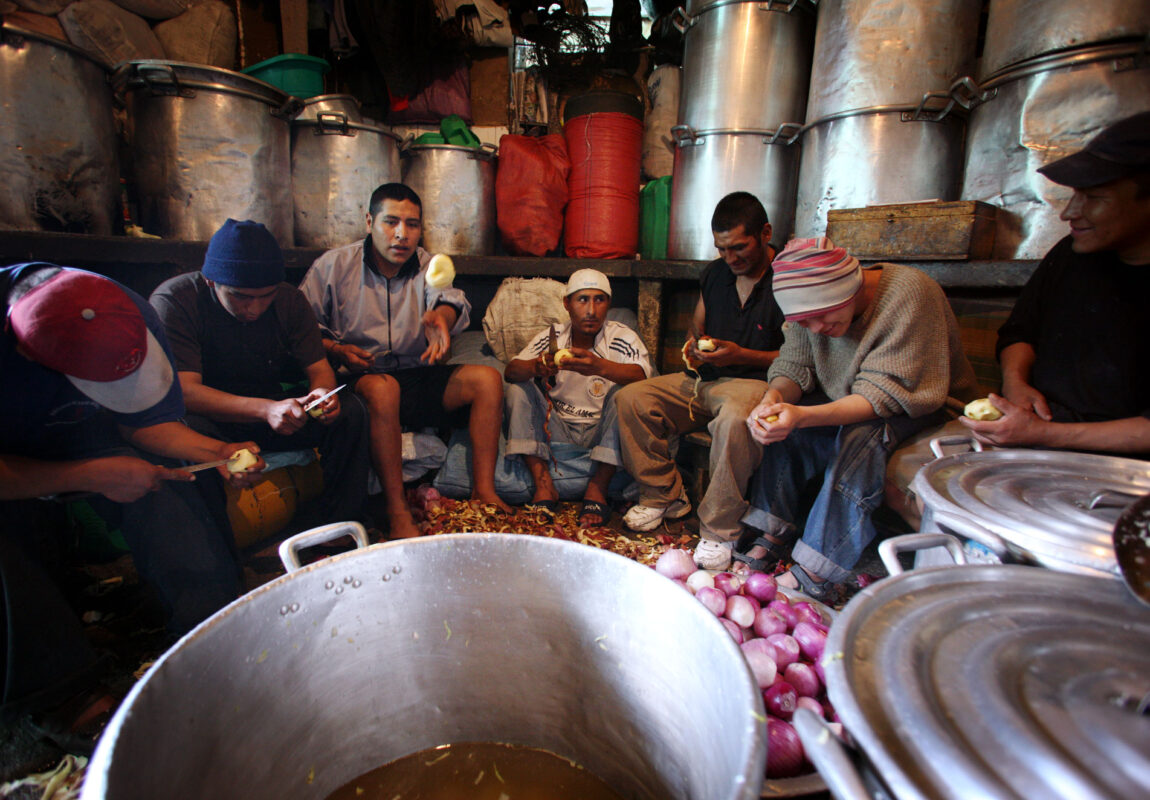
[180,458,234,473]
[304,384,347,413]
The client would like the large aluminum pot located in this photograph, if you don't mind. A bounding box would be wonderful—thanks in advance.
[981,0,1150,79]
[115,61,300,246]
[802,555,1150,800]
[291,106,401,248]
[669,126,800,260]
[83,531,766,799]
[674,0,815,133]
[794,105,965,237]
[960,42,1150,259]
[401,142,497,255]
[0,24,119,235]
[909,440,1150,579]
[805,0,980,120]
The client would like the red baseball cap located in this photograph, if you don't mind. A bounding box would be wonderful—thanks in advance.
[9,269,173,413]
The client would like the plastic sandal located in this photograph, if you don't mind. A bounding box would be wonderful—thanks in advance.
[785,564,833,602]
[732,535,792,573]
[578,499,610,528]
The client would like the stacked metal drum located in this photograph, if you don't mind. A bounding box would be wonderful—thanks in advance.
[961,0,1150,259]
[1,23,120,236]
[291,95,401,249]
[667,0,816,260]
[793,0,981,238]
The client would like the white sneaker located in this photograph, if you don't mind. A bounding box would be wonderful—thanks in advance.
[623,491,692,532]
[694,538,733,570]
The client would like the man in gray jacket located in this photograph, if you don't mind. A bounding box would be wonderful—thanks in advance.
[300,184,510,538]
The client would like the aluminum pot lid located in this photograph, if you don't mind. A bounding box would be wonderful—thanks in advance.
[824,564,1150,800]
[910,446,1150,577]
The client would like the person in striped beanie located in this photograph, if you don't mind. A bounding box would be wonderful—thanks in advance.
[732,237,979,600]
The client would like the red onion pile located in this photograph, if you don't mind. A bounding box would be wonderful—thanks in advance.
[654,549,840,780]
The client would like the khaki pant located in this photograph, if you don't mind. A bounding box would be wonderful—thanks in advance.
[616,373,768,542]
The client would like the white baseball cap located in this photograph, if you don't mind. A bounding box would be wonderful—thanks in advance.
[565,268,611,298]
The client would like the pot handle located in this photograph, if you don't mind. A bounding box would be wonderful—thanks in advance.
[928,435,983,460]
[879,532,967,577]
[278,521,370,573]
[793,708,872,800]
[928,509,1013,562]
[671,6,693,33]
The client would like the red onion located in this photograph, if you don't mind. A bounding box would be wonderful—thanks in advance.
[766,633,800,669]
[743,647,778,688]
[795,696,824,718]
[767,599,797,629]
[686,569,714,594]
[753,608,788,639]
[763,679,798,721]
[713,571,744,597]
[724,595,757,629]
[742,594,761,614]
[743,572,777,603]
[792,601,825,627]
[655,549,697,581]
[720,618,744,644]
[792,621,828,661]
[784,662,820,698]
[740,637,778,664]
[696,586,726,617]
[765,718,805,778]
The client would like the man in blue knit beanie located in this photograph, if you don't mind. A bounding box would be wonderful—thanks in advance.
[150,219,372,528]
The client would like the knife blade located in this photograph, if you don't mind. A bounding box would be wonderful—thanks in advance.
[180,458,233,473]
[304,384,347,414]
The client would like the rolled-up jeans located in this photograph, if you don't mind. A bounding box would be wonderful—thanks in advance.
[504,380,622,467]
[742,407,946,583]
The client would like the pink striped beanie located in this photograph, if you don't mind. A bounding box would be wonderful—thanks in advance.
[771,237,862,321]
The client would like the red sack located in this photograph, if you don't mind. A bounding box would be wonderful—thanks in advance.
[495,134,570,257]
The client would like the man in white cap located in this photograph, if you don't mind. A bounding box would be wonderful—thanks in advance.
[738,238,977,600]
[504,269,653,527]
[960,111,1150,454]
[0,264,259,752]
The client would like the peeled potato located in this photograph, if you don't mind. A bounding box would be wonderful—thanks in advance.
[307,405,325,419]
[553,348,574,367]
[227,448,259,473]
[425,253,455,289]
[964,398,1003,421]
[697,338,716,352]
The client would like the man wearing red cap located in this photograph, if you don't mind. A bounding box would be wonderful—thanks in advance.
[1,264,258,749]
[959,111,1150,454]
[737,238,978,599]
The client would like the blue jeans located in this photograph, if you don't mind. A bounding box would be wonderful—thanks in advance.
[742,409,945,583]
[504,380,622,467]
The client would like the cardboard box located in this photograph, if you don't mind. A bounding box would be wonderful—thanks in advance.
[826,200,999,261]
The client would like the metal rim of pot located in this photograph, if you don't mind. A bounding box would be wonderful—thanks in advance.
[112,60,302,119]
[671,123,805,147]
[1,21,111,71]
[963,40,1149,109]
[292,112,402,141]
[909,442,1150,578]
[674,0,817,30]
[811,548,1150,800]
[400,141,498,159]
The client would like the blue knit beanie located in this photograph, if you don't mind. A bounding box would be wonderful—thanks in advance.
[202,219,285,288]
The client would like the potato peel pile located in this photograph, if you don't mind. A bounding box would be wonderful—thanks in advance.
[406,487,683,566]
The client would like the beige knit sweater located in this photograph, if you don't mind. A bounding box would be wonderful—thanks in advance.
[767,264,979,418]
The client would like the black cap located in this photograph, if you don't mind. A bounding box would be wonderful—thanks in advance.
[1037,111,1150,188]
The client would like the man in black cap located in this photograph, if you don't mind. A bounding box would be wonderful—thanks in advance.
[961,111,1150,455]
[151,219,371,527]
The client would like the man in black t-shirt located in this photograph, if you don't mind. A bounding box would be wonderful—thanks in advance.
[615,192,786,569]
[961,112,1150,456]
[151,219,371,525]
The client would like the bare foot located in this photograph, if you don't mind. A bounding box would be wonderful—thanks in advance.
[472,492,513,515]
